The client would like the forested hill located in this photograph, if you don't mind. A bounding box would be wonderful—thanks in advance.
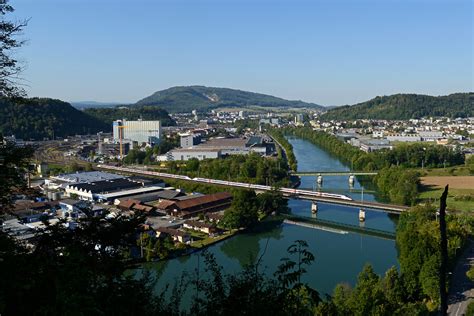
[321,93,473,120]
[135,86,323,112]
[0,97,110,140]
[0,98,176,140]
[84,106,176,127]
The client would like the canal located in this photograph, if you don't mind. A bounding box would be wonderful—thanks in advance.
[144,137,399,300]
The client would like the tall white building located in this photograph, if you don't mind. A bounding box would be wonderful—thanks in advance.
[113,119,161,145]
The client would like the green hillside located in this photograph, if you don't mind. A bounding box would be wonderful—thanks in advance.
[84,106,175,127]
[0,97,110,140]
[135,85,323,112]
[321,93,473,120]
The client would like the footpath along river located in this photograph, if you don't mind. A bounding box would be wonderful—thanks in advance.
[143,137,399,299]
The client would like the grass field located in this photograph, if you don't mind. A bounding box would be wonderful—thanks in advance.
[190,230,237,248]
[419,176,474,212]
[420,166,473,177]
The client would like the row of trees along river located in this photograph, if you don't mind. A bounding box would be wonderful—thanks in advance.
[275,127,465,205]
[141,136,410,307]
[135,134,472,314]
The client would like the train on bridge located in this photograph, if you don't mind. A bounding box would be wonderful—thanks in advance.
[97,164,354,202]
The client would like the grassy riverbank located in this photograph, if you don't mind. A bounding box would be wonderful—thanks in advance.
[188,229,239,249]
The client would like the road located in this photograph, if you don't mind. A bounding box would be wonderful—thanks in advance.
[448,238,474,316]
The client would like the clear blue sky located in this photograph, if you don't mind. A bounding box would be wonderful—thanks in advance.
[11,0,473,105]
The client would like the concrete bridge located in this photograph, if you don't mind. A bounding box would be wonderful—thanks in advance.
[291,171,378,176]
[283,215,396,240]
[281,192,408,214]
[97,164,408,214]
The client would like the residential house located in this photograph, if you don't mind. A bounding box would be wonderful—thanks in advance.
[183,220,218,235]
[155,227,191,243]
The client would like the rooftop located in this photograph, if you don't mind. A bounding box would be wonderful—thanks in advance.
[155,227,189,237]
[158,192,232,211]
[51,171,124,184]
[117,189,184,204]
[198,138,248,148]
[96,185,164,199]
[68,178,143,194]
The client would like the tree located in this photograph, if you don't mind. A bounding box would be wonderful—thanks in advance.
[330,283,352,315]
[467,266,474,282]
[382,267,405,310]
[222,190,258,229]
[258,189,289,215]
[65,161,81,173]
[419,254,441,308]
[0,0,28,97]
[0,215,167,315]
[275,240,319,314]
[186,158,200,172]
[0,136,34,214]
[347,264,386,315]
[439,185,449,315]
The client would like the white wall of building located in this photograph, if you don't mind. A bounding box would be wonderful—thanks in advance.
[113,119,161,144]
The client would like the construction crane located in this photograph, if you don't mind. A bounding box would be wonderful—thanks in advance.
[117,125,129,160]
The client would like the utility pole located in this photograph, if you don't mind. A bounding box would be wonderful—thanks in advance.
[439,185,449,316]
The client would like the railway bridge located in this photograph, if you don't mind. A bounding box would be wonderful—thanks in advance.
[98,164,408,215]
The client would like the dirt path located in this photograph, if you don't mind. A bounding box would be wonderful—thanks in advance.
[421,176,474,190]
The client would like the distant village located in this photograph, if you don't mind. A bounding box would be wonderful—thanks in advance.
[311,117,473,154]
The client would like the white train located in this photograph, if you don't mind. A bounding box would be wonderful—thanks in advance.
[97,164,353,201]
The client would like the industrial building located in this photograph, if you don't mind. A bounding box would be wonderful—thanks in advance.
[180,133,202,148]
[168,136,275,161]
[64,177,164,202]
[113,119,162,145]
[386,134,422,142]
[44,171,125,191]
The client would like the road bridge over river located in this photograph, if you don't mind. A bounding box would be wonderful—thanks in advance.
[97,164,408,214]
[283,215,396,240]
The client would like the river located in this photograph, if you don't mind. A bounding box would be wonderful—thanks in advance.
[143,137,399,301]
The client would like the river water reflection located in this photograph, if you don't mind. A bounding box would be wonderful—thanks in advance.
[146,137,399,298]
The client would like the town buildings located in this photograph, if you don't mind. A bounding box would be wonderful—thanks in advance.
[168,136,275,161]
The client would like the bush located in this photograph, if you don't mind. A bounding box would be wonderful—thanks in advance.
[467,266,474,282]
[467,301,474,316]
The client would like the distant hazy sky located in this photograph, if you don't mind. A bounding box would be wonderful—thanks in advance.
[11,0,473,105]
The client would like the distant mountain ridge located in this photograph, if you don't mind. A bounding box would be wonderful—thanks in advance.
[321,93,473,120]
[71,101,126,109]
[135,85,323,112]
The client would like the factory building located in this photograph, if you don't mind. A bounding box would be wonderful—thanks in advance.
[113,119,162,145]
[180,133,202,148]
[168,136,275,161]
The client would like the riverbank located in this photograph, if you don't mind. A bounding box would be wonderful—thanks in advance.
[281,127,471,208]
[268,128,297,171]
